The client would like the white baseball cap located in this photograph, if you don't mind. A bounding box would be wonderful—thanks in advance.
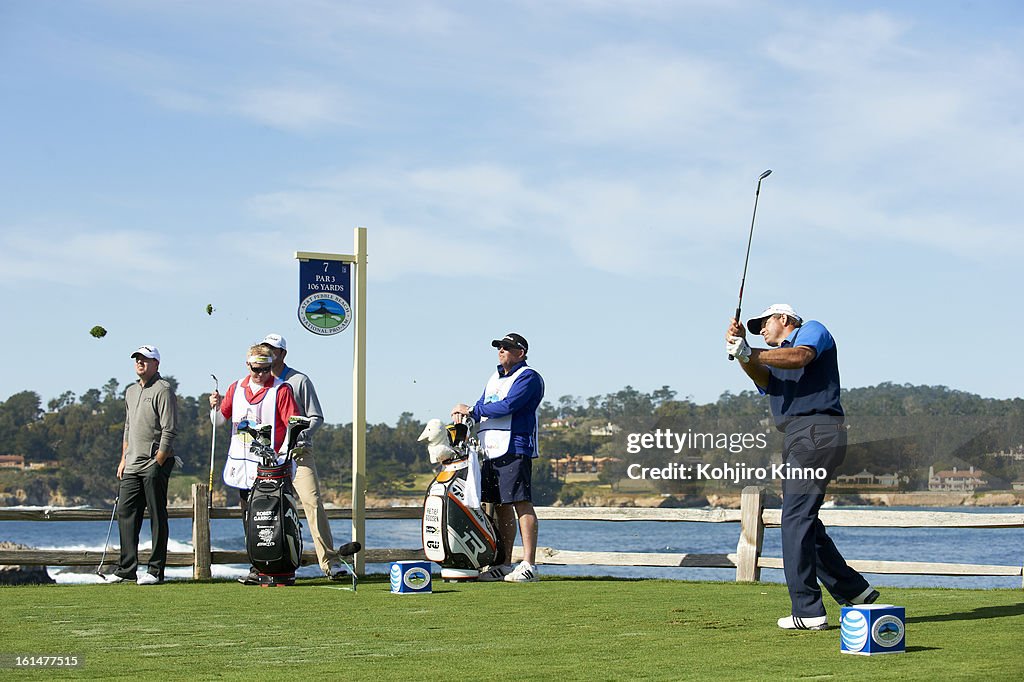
[130,345,161,361]
[261,334,287,350]
[747,304,802,335]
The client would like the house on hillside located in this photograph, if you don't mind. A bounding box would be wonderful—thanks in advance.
[548,454,622,477]
[834,470,901,488]
[928,465,990,492]
[0,455,26,469]
[988,445,1024,461]
[589,422,621,437]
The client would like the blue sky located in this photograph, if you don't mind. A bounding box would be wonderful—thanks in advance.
[2,1,1022,424]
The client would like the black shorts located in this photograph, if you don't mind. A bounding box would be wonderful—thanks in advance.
[481,452,532,504]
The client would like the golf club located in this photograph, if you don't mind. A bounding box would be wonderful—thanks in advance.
[208,374,218,505]
[337,541,361,592]
[95,495,119,580]
[729,169,772,360]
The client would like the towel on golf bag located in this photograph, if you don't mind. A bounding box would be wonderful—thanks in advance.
[464,447,482,509]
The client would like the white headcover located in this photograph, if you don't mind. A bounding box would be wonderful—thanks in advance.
[418,418,456,464]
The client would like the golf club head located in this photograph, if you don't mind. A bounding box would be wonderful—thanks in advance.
[337,541,361,556]
[256,424,273,441]
[285,416,311,451]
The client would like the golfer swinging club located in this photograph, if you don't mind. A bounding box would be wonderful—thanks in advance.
[726,305,878,630]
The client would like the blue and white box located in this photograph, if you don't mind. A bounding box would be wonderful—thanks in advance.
[840,604,905,655]
[389,561,433,594]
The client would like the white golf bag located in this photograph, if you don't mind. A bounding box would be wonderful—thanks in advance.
[418,419,504,581]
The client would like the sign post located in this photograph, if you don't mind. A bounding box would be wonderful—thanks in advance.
[295,226,368,574]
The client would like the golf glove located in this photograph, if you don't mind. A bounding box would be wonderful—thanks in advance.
[727,336,751,363]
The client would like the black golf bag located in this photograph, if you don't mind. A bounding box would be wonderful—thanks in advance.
[239,416,309,586]
[420,421,504,581]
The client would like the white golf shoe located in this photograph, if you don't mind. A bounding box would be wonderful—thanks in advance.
[477,564,514,582]
[503,561,539,583]
[137,573,161,585]
[777,614,828,630]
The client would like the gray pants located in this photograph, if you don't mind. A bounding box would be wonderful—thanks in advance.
[115,458,174,580]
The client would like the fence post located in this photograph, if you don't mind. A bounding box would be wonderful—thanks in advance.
[192,483,212,580]
[735,485,765,582]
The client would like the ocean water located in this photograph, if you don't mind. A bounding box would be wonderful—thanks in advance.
[1,506,1021,589]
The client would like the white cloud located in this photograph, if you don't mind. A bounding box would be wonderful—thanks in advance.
[232,84,351,132]
[537,45,739,144]
[0,223,179,287]
[143,74,355,132]
[763,11,913,73]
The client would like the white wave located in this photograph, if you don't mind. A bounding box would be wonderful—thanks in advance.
[52,563,251,584]
[32,540,235,553]
[0,505,93,511]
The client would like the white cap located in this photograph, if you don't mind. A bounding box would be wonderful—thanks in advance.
[131,345,161,361]
[261,334,286,350]
[747,304,802,335]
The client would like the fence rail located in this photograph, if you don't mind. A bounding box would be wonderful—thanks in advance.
[1,484,1021,586]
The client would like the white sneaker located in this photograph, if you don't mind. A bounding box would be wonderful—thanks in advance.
[137,573,161,585]
[843,587,879,605]
[477,564,514,582]
[503,561,539,583]
[777,614,828,630]
[102,574,127,583]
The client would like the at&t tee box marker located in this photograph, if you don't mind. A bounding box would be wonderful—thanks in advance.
[840,604,905,655]
[389,561,432,594]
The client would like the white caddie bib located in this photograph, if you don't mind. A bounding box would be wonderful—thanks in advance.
[477,365,539,459]
[222,378,282,489]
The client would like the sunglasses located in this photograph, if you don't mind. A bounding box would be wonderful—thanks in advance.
[248,365,272,374]
[498,343,522,352]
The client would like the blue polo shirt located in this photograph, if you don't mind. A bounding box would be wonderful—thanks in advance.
[469,361,545,456]
[760,320,844,431]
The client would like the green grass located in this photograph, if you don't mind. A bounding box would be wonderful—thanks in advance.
[1,578,1022,680]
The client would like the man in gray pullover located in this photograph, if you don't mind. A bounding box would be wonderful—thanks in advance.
[106,345,178,585]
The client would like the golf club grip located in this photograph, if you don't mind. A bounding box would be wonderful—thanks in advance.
[728,306,742,360]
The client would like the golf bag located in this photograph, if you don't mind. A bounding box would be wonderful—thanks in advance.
[419,420,504,581]
[239,416,309,586]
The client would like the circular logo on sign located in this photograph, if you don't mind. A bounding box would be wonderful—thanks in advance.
[299,293,352,335]
[389,563,402,591]
[871,615,904,647]
[404,567,431,590]
[841,610,868,652]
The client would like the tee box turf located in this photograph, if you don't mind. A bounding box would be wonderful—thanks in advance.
[840,604,906,655]
[389,561,433,594]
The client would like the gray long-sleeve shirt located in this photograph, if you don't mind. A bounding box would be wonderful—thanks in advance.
[123,372,178,474]
[280,365,323,448]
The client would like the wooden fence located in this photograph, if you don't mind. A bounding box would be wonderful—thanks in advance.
[1,485,1022,586]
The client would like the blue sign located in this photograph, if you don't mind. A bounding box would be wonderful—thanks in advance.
[389,561,433,594]
[298,259,352,336]
[840,605,905,656]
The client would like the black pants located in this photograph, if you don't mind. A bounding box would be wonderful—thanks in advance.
[780,417,869,617]
[116,458,174,580]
